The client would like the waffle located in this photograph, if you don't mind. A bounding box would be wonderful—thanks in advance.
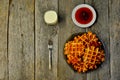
[64,31,105,73]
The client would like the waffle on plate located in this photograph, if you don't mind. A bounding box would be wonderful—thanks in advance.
[64,31,105,73]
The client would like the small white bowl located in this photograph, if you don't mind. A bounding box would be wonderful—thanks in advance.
[72,4,96,28]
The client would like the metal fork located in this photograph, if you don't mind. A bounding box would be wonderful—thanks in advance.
[48,39,53,70]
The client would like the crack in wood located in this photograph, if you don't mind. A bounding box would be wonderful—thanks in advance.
[9,0,12,5]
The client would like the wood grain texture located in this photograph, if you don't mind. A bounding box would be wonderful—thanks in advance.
[35,0,58,80]
[85,0,110,80]
[58,0,87,80]
[8,0,35,80]
[0,0,9,80]
[0,0,120,80]
[110,0,120,80]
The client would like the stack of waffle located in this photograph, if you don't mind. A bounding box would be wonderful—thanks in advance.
[64,31,105,73]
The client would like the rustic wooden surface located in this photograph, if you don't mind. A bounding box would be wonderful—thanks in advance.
[9,0,34,80]
[0,0,9,80]
[110,0,120,80]
[0,0,120,80]
[35,0,58,80]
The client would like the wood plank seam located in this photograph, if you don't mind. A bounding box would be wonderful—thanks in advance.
[34,0,36,80]
[108,0,112,79]
[7,0,11,80]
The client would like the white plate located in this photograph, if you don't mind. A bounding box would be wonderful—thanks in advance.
[72,4,96,28]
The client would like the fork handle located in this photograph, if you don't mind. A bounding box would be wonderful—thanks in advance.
[49,49,52,70]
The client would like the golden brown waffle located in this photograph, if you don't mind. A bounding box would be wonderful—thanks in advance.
[64,31,105,73]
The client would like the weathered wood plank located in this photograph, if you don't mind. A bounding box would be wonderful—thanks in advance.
[35,0,58,80]
[0,0,9,80]
[8,0,35,80]
[85,0,110,80]
[58,0,88,80]
[110,0,120,80]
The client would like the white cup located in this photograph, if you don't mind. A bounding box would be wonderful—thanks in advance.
[44,10,58,25]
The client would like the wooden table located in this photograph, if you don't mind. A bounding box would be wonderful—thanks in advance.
[0,0,120,80]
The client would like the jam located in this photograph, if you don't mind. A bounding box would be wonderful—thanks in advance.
[75,7,93,24]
